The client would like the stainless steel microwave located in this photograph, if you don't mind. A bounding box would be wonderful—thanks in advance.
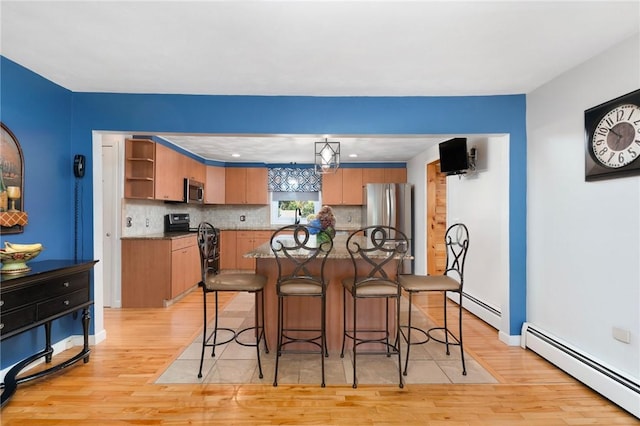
[185,178,204,204]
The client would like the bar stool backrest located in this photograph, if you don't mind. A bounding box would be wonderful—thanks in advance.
[197,222,219,283]
[344,225,409,291]
[443,223,469,287]
[270,224,333,289]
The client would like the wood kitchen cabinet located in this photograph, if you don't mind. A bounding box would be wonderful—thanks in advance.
[154,143,184,202]
[219,230,237,270]
[225,167,268,204]
[219,230,271,271]
[184,156,206,183]
[384,168,407,183]
[124,138,155,199]
[205,165,225,204]
[362,167,407,184]
[322,168,363,205]
[171,237,201,298]
[121,235,200,308]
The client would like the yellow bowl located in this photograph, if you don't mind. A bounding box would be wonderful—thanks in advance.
[0,248,43,274]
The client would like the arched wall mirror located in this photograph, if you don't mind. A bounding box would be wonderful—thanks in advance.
[0,122,26,234]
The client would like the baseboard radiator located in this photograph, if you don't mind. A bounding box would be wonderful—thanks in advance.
[448,291,502,331]
[521,323,640,419]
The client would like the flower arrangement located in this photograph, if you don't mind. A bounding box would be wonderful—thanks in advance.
[307,205,336,244]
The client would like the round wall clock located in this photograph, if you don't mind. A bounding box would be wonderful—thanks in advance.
[585,89,640,181]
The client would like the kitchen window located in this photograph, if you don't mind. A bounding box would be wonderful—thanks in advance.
[270,192,321,225]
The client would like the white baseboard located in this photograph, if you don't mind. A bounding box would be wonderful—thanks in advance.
[521,322,640,419]
[447,291,525,346]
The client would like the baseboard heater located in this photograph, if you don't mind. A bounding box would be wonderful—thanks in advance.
[448,291,502,331]
[521,323,640,419]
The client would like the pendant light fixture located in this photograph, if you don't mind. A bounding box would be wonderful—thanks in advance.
[314,139,340,174]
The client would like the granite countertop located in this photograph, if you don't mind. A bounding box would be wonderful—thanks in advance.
[246,234,411,260]
[121,232,195,240]
[122,226,361,240]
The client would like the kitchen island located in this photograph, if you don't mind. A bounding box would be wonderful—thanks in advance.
[246,234,406,351]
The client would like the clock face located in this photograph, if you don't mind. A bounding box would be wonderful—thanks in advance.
[590,103,640,168]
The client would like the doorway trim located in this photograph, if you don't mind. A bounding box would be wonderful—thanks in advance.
[426,160,446,275]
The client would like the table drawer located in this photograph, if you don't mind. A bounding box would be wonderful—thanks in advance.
[37,289,89,320]
[0,305,37,336]
[1,271,89,310]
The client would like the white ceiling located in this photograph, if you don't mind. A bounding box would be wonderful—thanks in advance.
[2,1,639,163]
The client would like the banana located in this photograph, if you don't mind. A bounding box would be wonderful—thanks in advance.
[4,242,43,253]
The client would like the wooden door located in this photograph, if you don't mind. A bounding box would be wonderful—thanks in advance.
[427,161,447,275]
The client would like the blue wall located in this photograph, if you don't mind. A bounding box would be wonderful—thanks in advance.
[1,57,80,367]
[1,56,527,368]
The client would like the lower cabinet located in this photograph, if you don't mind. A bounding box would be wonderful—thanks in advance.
[121,235,200,308]
[219,230,271,271]
[170,237,201,298]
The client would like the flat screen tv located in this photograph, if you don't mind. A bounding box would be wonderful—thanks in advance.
[439,138,469,175]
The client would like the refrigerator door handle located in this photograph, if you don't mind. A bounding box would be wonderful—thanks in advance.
[387,184,396,229]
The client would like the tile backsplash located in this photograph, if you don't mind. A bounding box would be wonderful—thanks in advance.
[121,200,362,237]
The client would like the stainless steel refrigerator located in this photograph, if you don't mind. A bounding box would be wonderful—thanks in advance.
[362,183,413,274]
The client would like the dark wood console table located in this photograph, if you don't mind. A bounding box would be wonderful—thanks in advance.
[0,259,98,408]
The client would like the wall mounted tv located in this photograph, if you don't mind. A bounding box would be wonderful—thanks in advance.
[439,137,469,175]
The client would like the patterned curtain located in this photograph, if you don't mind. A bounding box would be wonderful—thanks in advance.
[268,167,322,192]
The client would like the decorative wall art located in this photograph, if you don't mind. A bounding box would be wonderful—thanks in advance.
[0,123,27,234]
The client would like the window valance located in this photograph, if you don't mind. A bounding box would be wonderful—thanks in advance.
[268,167,321,192]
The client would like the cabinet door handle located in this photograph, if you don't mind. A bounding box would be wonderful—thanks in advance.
[64,300,70,306]
[0,300,4,307]
[0,323,4,330]
[63,281,70,287]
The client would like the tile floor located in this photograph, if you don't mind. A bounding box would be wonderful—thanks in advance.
[156,292,497,386]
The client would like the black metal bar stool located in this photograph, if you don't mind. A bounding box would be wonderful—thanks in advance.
[340,225,409,388]
[196,222,269,379]
[398,222,469,376]
[270,224,333,387]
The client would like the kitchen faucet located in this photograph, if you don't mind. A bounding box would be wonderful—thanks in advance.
[294,208,302,224]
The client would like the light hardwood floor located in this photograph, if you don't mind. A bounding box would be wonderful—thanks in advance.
[1,288,637,425]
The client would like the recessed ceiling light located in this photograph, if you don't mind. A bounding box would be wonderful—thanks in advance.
[349,154,358,158]
[231,153,240,157]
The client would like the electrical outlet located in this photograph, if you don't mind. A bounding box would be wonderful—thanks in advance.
[612,327,631,344]
[126,217,132,227]
[240,215,246,222]
[145,218,150,227]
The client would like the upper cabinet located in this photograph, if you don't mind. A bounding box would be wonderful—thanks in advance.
[184,156,206,183]
[205,165,225,204]
[362,167,407,184]
[154,143,184,202]
[124,138,155,199]
[125,139,211,201]
[322,168,363,205]
[324,167,407,205]
[225,167,268,204]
